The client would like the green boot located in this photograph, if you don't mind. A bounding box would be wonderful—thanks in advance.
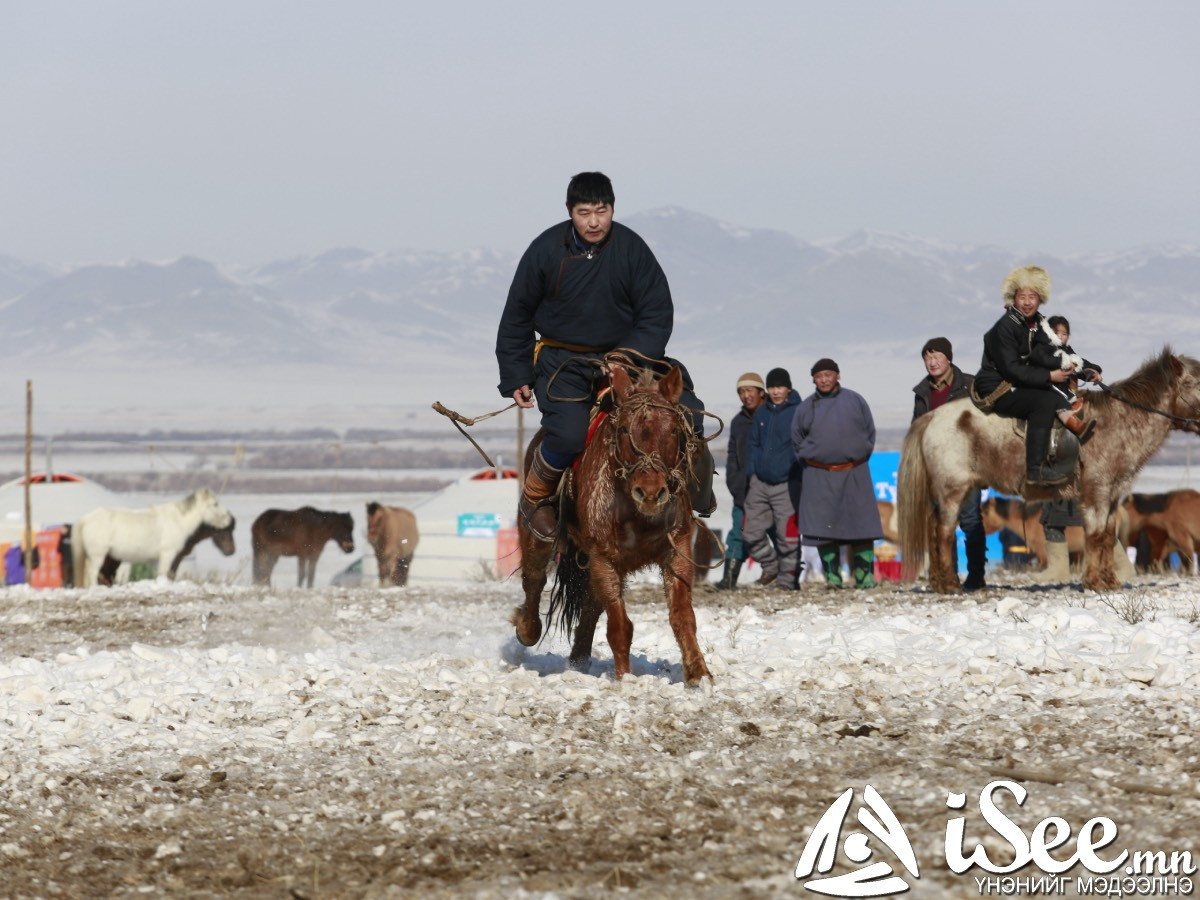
[818,543,842,586]
[850,541,875,588]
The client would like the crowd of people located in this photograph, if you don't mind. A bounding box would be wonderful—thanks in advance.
[496,171,1100,591]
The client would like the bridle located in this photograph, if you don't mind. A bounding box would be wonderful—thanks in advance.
[610,389,697,497]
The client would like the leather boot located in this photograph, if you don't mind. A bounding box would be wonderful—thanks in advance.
[1060,412,1096,444]
[715,557,742,590]
[963,528,987,591]
[688,442,718,517]
[850,542,875,588]
[818,543,843,585]
[520,451,566,543]
[1036,539,1070,583]
[1025,426,1068,486]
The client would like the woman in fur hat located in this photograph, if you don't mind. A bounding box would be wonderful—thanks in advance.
[973,265,1101,486]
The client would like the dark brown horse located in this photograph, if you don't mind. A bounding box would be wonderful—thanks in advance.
[365,502,420,586]
[900,348,1200,592]
[251,507,355,588]
[510,365,712,685]
[96,517,236,586]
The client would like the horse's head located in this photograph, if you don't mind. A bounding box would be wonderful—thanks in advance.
[365,502,383,544]
[608,365,693,518]
[212,517,236,556]
[1168,352,1200,435]
[195,489,234,530]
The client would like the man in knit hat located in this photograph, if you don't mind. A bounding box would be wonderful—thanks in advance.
[716,371,767,590]
[496,172,715,542]
[793,359,883,588]
[912,337,988,591]
[742,367,803,589]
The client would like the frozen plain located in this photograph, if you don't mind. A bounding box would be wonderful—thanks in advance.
[1,558,1199,896]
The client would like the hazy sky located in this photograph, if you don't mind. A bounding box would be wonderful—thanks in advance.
[4,1,1198,266]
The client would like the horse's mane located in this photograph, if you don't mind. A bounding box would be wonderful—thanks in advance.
[1091,346,1186,413]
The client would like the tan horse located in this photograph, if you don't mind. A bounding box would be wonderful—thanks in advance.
[365,502,420,586]
[510,365,711,685]
[899,349,1200,593]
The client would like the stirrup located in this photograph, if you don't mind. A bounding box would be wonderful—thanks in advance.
[519,497,558,543]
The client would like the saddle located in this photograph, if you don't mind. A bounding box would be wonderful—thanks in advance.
[1008,418,1082,484]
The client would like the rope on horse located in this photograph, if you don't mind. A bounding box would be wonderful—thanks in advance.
[1095,381,1200,433]
[430,400,517,467]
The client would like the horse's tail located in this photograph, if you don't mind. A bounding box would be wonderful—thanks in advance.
[898,416,933,582]
[546,538,589,642]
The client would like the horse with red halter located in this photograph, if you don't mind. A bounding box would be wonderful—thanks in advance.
[510,364,714,685]
[251,507,355,588]
[899,348,1200,593]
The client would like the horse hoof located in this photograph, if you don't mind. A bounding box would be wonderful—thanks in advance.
[568,655,591,674]
[510,606,542,646]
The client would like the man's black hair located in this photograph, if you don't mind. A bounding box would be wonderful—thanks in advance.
[566,172,615,209]
[1047,315,1070,332]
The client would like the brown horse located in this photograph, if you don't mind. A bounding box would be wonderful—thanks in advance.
[96,517,236,586]
[980,497,1085,569]
[1122,490,1200,573]
[899,348,1200,593]
[251,507,355,588]
[365,502,420,586]
[510,365,712,685]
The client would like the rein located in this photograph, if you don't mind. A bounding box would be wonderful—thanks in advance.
[1096,382,1200,434]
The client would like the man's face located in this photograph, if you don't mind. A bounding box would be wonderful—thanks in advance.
[1013,287,1042,318]
[924,350,950,379]
[766,385,789,405]
[813,370,839,393]
[569,202,613,245]
[738,386,766,413]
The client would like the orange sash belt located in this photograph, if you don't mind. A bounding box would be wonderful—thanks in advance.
[805,456,869,472]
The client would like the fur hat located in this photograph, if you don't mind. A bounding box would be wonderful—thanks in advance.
[1003,265,1052,306]
[765,367,792,389]
[921,337,953,361]
[736,371,765,392]
[810,358,839,376]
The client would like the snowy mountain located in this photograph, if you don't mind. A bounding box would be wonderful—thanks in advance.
[4,211,1198,434]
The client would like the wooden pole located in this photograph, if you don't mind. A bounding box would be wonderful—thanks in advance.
[24,380,33,585]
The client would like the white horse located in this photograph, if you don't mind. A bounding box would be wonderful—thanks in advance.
[72,488,234,587]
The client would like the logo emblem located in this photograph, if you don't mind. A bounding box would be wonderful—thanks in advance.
[795,785,920,897]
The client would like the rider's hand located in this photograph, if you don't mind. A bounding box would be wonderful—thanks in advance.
[1081,368,1102,383]
[513,385,534,409]
[1049,368,1071,383]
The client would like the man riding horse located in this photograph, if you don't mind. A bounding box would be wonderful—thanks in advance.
[495,171,716,541]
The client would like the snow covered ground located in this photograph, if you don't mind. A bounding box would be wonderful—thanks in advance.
[1,569,1198,897]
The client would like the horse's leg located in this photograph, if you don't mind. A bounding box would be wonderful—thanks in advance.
[253,550,277,586]
[567,591,604,674]
[590,557,632,679]
[664,536,711,686]
[396,555,411,586]
[511,529,552,646]
[1082,512,1121,592]
[928,504,962,594]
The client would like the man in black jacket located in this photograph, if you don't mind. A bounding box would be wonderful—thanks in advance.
[495,172,712,541]
[912,337,988,591]
[716,372,766,589]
